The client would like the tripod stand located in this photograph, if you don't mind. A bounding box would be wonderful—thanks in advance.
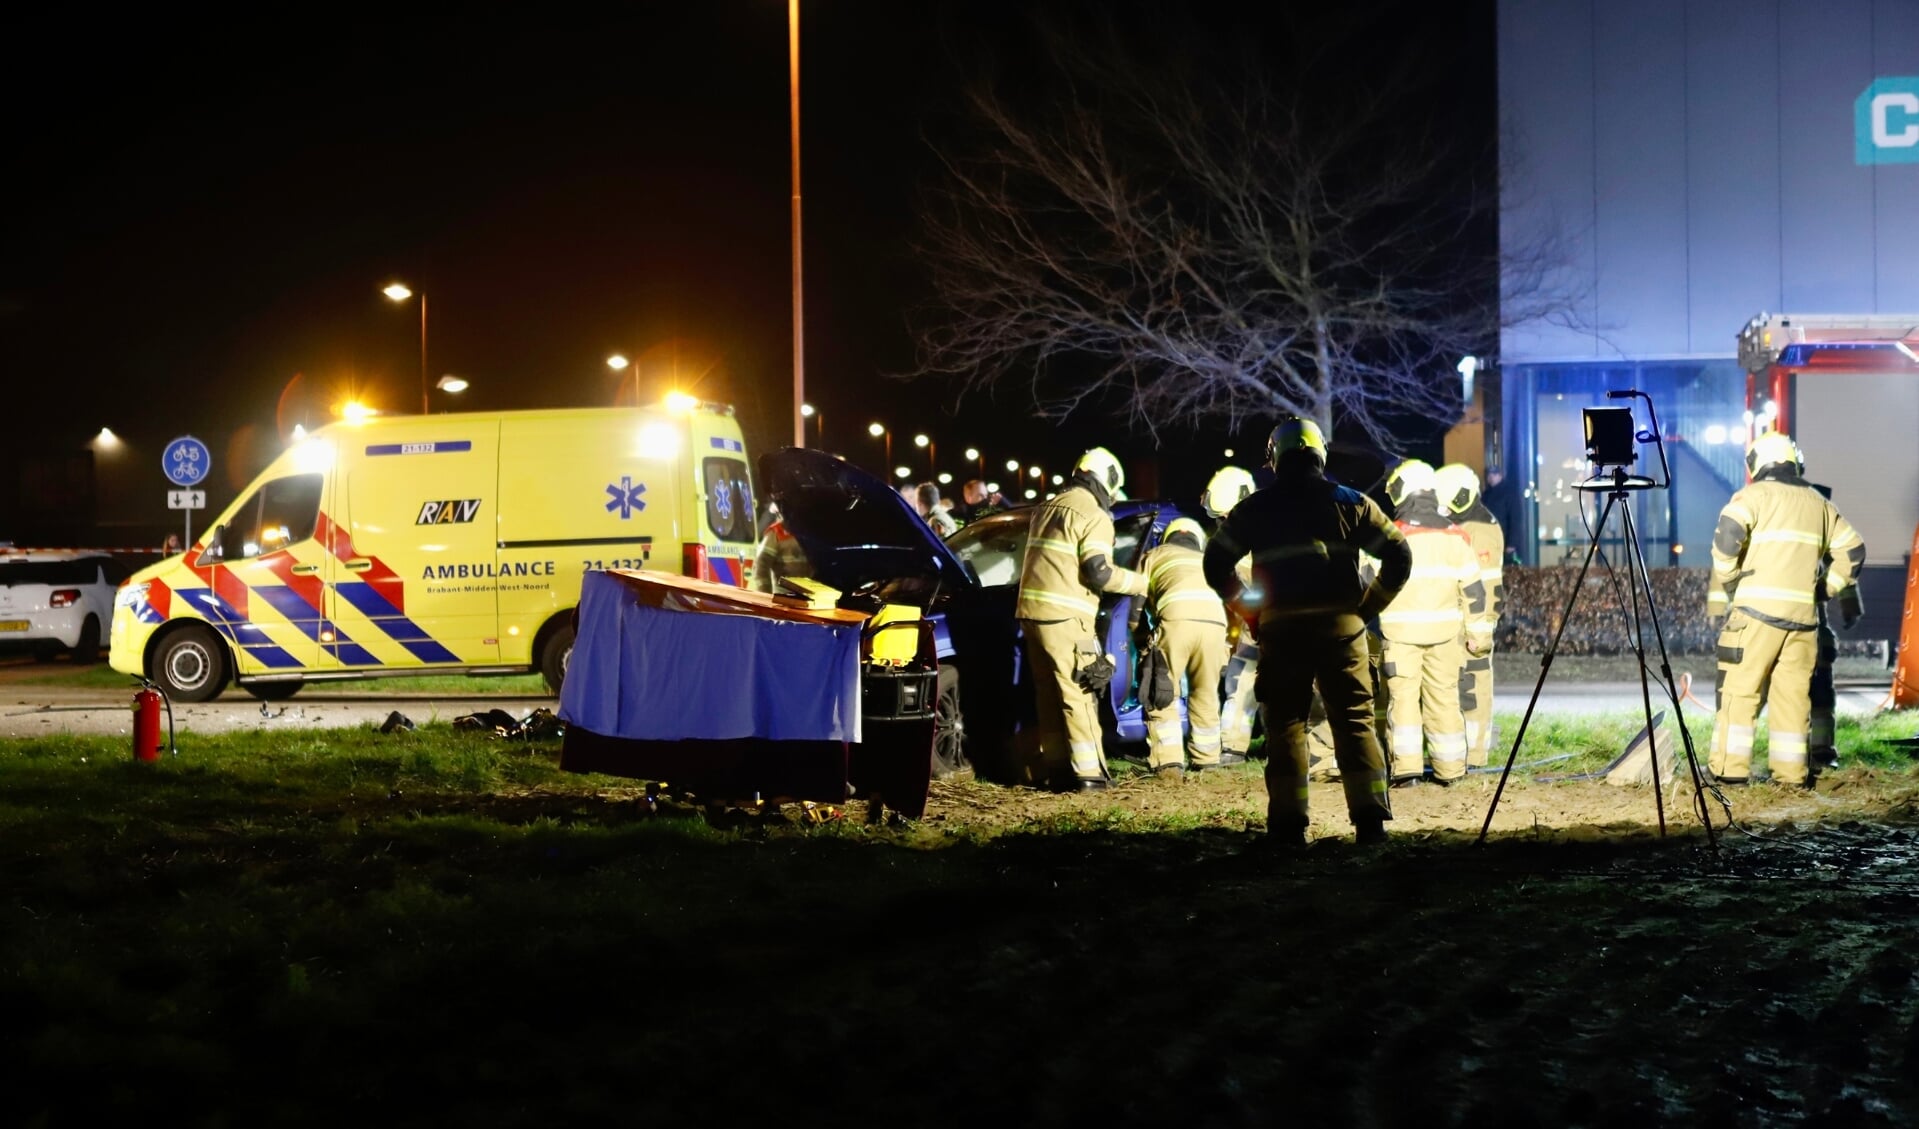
[1476,465,1721,848]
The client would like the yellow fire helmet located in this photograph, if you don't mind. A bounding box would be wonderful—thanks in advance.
[1265,415,1328,469]
[1075,446,1125,494]
[1745,430,1803,478]
[1163,516,1206,547]
[1201,466,1257,518]
[1432,463,1481,515]
[1385,459,1436,506]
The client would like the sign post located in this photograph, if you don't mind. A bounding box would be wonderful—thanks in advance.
[162,436,212,549]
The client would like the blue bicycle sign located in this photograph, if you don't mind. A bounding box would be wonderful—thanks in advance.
[163,436,212,487]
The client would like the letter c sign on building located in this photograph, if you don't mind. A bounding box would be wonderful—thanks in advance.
[1857,77,1919,165]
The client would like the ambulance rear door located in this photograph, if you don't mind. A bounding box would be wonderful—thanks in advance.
[685,410,756,584]
[326,424,501,669]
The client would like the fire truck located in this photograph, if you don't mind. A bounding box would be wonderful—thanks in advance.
[1737,313,1919,707]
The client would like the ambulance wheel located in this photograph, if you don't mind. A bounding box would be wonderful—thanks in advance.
[932,666,972,780]
[69,616,101,664]
[541,623,575,695]
[153,626,229,703]
[244,681,302,702]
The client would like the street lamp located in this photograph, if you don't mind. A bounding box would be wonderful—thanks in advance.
[436,374,469,395]
[383,283,427,414]
[801,402,820,446]
[964,447,982,481]
[913,432,934,474]
[1005,458,1020,473]
[606,353,637,404]
[868,421,890,465]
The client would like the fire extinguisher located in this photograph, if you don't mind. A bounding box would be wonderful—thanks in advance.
[133,678,176,762]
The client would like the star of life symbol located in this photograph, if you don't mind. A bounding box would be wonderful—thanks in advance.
[605,476,647,519]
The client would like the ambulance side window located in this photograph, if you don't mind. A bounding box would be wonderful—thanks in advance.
[217,473,325,562]
[702,457,755,543]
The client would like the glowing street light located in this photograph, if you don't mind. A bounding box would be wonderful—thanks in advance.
[94,427,121,450]
[605,353,641,404]
[1005,458,1020,473]
[1028,465,1042,478]
[937,472,952,485]
[964,447,979,461]
[868,422,891,464]
[383,282,428,414]
[799,402,821,447]
[435,374,469,395]
[913,433,936,472]
[894,466,912,480]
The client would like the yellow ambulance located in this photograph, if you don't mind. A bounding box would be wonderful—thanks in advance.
[108,398,758,701]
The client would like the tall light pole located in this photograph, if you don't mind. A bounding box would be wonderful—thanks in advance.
[913,433,933,476]
[868,421,889,466]
[965,447,982,480]
[607,353,637,404]
[788,0,805,448]
[383,283,427,414]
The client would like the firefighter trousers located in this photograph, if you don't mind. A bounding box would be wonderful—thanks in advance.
[1022,617,1108,785]
[1460,640,1496,766]
[1382,636,1469,781]
[1145,619,1228,770]
[1219,634,1261,754]
[1254,618,1392,832]
[1712,612,1816,786]
[1809,619,1837,755]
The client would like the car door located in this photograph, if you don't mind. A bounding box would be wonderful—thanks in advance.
[1102,508,1165,740]
[941,509,1036,778]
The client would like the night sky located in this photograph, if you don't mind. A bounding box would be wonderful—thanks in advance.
[1,2,1493,542]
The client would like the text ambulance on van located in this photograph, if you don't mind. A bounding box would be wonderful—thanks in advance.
[108,397,757,702]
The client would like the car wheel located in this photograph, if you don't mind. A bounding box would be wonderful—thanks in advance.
[932,665,973,780]
[243,681,302,702]
[153,626,229,703]
[541,623,575,695]
[69,616,101,665]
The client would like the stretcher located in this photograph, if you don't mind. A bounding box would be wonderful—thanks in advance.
[557,569,939,819]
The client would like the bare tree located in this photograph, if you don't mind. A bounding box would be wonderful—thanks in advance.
[915,17,1582,448]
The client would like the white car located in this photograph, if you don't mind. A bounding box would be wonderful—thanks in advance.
[0,551,128,663]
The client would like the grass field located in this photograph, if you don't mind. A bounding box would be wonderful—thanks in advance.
[5,711,1918,1125]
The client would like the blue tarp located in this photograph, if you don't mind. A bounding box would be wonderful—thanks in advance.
[559,570,864,742]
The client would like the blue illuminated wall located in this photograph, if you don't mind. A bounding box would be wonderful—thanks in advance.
[1495,0,1919,563]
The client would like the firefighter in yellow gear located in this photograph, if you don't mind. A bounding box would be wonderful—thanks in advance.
[1708,432,1864,788]
[1379,460,1492,785]
[1433,463,1506,765]
[1128,517,1230,775]
[1204,417,1411,846]
[1015,446,1149,791]
[1202,466,1261,757]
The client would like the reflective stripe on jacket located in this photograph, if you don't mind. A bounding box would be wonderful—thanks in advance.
[1378,504,1489,646]
[1203,467,1412,635]
[1455,501,1505,619]
[1015,486,1147,620]
[1707,472,1864,629]
[1134,542,1227,625]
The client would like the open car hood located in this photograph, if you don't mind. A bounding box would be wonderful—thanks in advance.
[758,447,977,607]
